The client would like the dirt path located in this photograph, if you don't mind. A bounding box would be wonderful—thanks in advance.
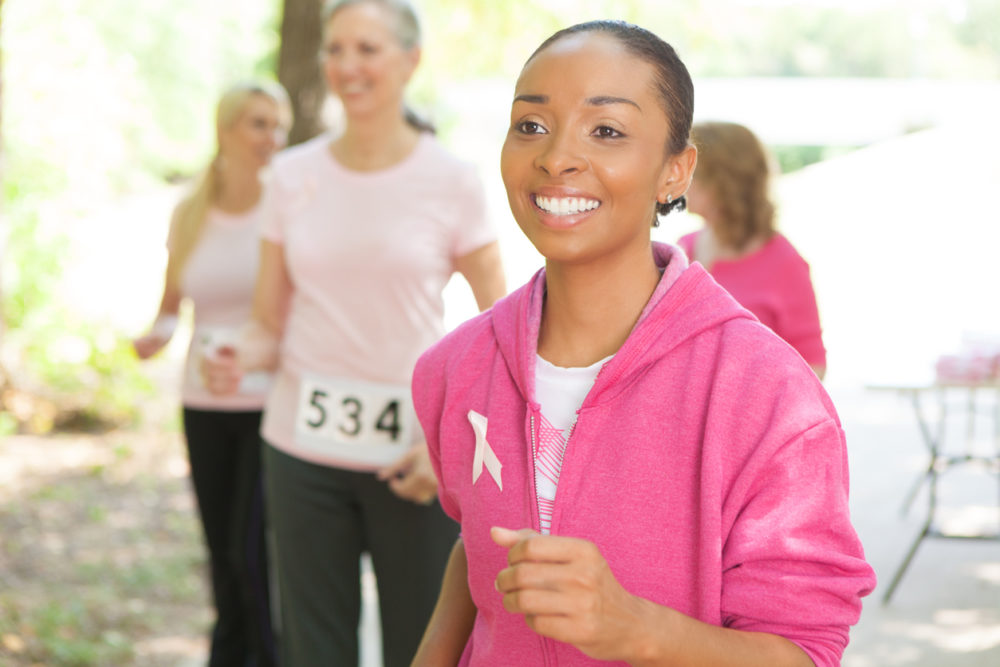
[0,361,212,666]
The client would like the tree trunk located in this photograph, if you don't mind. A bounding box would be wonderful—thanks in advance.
[278,0,327,146]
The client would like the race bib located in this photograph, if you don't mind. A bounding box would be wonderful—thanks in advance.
[294,373,415,466]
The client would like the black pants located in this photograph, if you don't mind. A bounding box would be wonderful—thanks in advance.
[183,408,276,667]
[264,443,458,667]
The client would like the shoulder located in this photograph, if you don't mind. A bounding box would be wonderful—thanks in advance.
[416,309,496,381]
[414,136,481,186]
[270,134,331,181]
[718,316,837,426]
[767,233,810,267]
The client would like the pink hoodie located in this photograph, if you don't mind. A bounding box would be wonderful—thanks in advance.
[413,243,875,667]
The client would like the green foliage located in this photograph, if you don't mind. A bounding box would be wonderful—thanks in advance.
[414,0,1000,81]
[2,0,276,430]
[771,145,862,174]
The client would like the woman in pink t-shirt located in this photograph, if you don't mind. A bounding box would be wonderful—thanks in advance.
[203,1,507,664]
[133,82,290,666]
[680,121,827,379]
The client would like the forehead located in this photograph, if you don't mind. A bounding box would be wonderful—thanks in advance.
[241,94,278,117]
[516,33,657,101]
[324,2,398,39]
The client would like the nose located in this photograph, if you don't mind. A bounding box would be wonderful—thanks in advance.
[533,131,586,176]
[333,49,361,76]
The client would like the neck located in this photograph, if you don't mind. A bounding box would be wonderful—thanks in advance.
[214,159,262,213]
[333,108,421,171]
[537,240,661,368]
[698,227,769,268]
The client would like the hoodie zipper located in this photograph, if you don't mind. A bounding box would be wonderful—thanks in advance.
[528,408,557,667]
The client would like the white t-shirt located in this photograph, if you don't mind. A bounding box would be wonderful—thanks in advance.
[260,132,496,469]
[173,206,271,411]
[534,354,610,534]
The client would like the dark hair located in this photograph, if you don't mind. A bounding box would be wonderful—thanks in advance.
[321,0,435,134]
[528,20,694,219]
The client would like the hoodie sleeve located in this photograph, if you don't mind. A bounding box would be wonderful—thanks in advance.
[719,417,876,667]
[413,340,463,524]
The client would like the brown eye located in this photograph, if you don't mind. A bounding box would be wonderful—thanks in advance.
[593,125,623,139]
[515,121,546,135]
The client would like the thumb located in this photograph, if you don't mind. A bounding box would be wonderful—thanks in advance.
[490,526,538,549]
[377,448,414,481]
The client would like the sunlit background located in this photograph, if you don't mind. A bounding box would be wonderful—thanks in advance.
[1,0,998,665]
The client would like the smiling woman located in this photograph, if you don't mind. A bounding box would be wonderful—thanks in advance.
[411,19,875,667]
[197,1,507,665]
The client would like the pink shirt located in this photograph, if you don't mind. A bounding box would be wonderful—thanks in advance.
[678,231,826,367]
[173,206,270,411]
[260,133,496,469]
[414,243,874,667]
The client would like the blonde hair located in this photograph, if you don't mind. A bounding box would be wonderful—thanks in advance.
[167,82,290,288]
[691,121,777,251]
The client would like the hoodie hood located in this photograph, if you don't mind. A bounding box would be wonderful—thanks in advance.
[490,242,755,408]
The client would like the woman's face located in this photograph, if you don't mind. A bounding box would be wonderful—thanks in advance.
[500,33,693,266]
[220,95,286,170]
[321,2,419,121]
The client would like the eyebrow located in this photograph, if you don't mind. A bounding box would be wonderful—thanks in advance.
[513,94,641,111]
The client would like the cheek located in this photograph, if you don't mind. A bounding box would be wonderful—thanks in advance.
[499,140,524,193]
[596,155,659,202]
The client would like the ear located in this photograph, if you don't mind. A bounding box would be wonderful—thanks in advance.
[403,46,422,83]
[657,144,698,204]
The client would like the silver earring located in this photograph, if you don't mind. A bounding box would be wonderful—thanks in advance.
[665,194,673,205]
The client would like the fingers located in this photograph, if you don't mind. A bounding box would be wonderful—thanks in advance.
[376,447,415,481]
[492,528,589,566]
[490,526,538,549]
[199,349,243,395]
[499,586,567,617]
[132,335,166,359]
[388,475,437,505]
[383,451,438,505]
[381,444,437,504]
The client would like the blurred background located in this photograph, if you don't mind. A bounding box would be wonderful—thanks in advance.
[1,0,998,664]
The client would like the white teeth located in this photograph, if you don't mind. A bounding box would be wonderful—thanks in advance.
[535,195,601,215]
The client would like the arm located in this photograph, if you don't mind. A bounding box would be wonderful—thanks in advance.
[454,241,506,312]
[411,538,477,666]
[201,239,291,394]
[492,528,813,667]
[133,259,182,359]
[381,243,505,499]
[777,255,826,381]
[240,239,292,370]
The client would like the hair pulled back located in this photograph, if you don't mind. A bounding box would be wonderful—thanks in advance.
[321,0,435,134]
[527,20,694,219]
[169,82,290,288]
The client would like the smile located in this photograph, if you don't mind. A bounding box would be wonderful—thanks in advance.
[533,195,601,216]
[340,82,369,95]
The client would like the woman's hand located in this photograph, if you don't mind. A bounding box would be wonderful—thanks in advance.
[133,314,178,360]
[377,441,438,505]
[200,345,244,395]
[132,333,169,360]
[491,527,650,663]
